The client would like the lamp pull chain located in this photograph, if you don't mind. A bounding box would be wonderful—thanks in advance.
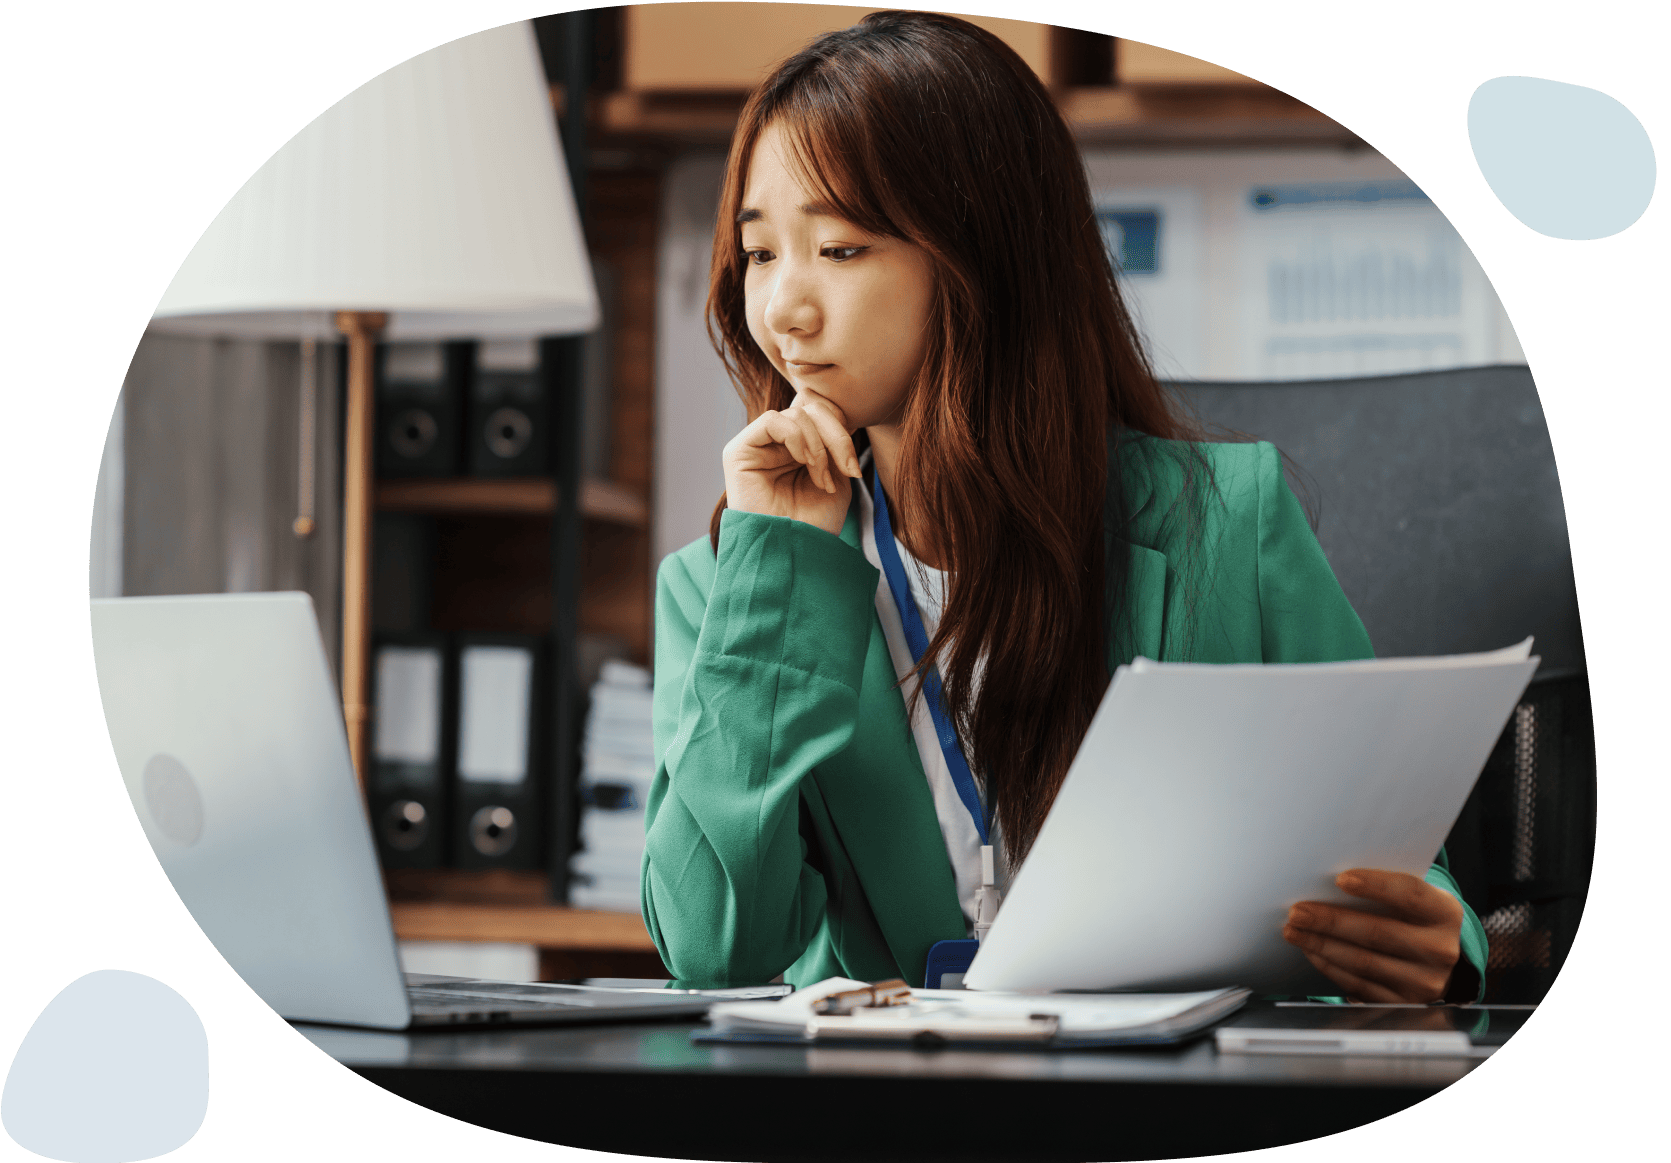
[293,337,317,538]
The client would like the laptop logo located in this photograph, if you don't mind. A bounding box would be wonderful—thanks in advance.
[142,754,204,846]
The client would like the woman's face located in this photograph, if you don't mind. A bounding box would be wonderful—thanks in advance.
[740,122,936,432]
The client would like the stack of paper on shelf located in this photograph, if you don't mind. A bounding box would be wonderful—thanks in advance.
[568,661,654,912]
[701,978,1250,1048]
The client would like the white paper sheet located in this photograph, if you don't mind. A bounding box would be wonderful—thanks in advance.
[964,642,1537,994]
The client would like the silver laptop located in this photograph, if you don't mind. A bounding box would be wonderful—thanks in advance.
[91,592,774,1029]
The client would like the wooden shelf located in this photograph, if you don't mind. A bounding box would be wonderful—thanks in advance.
[577,18,1352,149]
[598,89,748,144]
[577,478,652,527]
[586,85,1355,149]
[375,477,649,527]
[1060,85,1356,147]
[390,901,657,952]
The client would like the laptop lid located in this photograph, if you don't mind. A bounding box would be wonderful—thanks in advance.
[92,592,413,1030]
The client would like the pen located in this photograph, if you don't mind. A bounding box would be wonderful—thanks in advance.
[811,979,913,1015]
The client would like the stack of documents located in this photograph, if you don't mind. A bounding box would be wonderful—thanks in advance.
[702,978,1250,1048]
[965,642,1539,995]
[569,661,654,912]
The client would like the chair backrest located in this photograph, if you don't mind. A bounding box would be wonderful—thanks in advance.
[1446,671,1595,1002]
[1176,365,1581,674]
[1174,365,1592,1003]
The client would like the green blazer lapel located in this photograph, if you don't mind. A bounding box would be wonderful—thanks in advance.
[1110,542,1168,667]
[1108,432,1167,667]
[812,490,967,984]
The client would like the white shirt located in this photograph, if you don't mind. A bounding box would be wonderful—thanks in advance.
[856,456,1009,933]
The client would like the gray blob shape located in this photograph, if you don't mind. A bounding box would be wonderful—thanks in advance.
[142,754,203,846]
[3,971,208,1162]
[1469,75,1656,240]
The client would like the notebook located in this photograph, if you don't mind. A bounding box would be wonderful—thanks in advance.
[700,977,1250,1047]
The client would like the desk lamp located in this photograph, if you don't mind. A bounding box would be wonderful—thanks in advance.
[148,20,598,780]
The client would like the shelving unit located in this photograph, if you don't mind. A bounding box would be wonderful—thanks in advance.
[365,11,666,979]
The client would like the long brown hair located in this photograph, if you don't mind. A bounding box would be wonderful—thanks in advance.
[707,11,1198,863]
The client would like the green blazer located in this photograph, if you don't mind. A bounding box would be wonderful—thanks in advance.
[645,435,1489,993]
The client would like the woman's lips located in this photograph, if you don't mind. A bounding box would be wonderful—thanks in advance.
[785,360,833,375]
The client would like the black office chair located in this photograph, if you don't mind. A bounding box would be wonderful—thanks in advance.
[1175,365,1592,1004]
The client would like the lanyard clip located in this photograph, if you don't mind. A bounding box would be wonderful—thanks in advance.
[973,844,1002,944]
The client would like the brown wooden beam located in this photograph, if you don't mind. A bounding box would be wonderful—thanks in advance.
[1062,85,1359,147]
[390,901,658,952]
[586,84,1359,150]
[373,477,648,526]
[335,309,387,789]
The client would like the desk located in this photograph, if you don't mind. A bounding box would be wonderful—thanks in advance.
[299,1002,1495,1162]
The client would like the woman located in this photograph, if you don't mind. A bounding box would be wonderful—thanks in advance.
[643,11,1487,1002]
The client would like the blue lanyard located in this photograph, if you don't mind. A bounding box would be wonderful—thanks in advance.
[872,479,989,845]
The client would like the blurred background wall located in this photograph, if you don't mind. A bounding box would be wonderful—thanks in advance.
[104,338,343,669]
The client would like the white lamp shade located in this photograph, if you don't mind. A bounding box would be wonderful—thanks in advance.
[151,21,597,340]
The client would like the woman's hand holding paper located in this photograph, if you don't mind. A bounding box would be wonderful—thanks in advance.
[1282,869,1464,1003]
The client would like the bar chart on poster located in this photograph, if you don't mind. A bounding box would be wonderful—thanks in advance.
[1084,158,1524,383]
[1239,183,1502,380]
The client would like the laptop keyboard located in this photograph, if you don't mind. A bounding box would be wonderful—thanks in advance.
[409,981,595,1008]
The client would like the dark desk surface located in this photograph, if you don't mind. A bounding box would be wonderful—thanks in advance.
[300,1002,1510,1162]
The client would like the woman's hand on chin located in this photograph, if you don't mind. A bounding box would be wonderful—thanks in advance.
[1281,869,1465,1003]
[723,387,862,537]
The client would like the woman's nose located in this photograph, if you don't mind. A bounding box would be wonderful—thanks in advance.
[761,261,821,336]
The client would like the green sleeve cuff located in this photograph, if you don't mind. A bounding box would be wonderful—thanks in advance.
[1426,858,1489,1003]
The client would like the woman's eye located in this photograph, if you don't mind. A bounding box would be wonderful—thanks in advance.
[822,246,866,262]
[744,248,774,266]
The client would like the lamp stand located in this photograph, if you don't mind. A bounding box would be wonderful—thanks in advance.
[336,309,388,788]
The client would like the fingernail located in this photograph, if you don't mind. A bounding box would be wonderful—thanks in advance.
[1337,873,1364,892]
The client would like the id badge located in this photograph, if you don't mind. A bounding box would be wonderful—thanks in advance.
[924,938,980,989]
